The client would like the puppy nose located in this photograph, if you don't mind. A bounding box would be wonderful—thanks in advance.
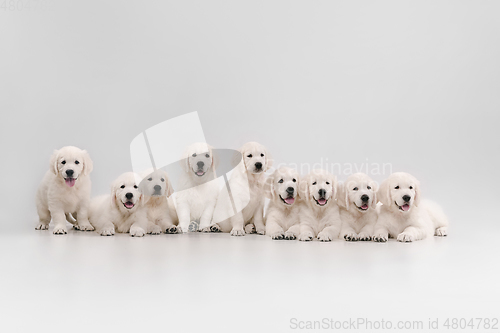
[65,169,74,177]
[361,194,369,202]
[255,162,262,169]
[154,185,161,191]
[318,189,326,197]
[286,187,294,194]
[125,192,133,199]
[197,161,204,169]
[403,195,411,202]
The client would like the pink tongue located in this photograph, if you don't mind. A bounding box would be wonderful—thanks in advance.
[318,198,326,205]
[65,178,76,187]
[125,202,134,209]
[402,204,410,211]
[361,204,368,210]
[197,171,204,176]
[284,197,295,205]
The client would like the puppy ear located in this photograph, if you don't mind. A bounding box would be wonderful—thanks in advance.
[370,181,378,209]
[414,179,421,207]
[209,146,219,175]
[49,150,59,175]
[264,148,273,171]
[264,174,275,200]
[110,183,118,207]
[377,178,392,206]
[165,175,174,198]
[81,150,93,176]
[332,176,338,201]
[299,175,310,202]
[337,182,348,209]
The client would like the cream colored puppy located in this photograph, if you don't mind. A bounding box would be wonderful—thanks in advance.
[298,169,341,242]
[140,169,179,234]
[89,172,148,237]
[214,142,272,236]
[338,173,378,241]
[35,146,94,234]
[373,172,449,242]
[265,167,301,240]
[175,142,219,232]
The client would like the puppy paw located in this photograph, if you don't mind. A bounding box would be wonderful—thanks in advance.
[130,226,146,237]
[358,233,372,241]
[147,224,162,235]
[397,232,414,242]
[256,227,266,235]
[317,231,333,242]
[100,227,115,236]
[210,224,222,233]
[284,231,297,240]
[244,224,255,234]
[435,227,447,237]
[35,223,49,230]
[373,234,388,242]
[343,233,358,242]
[75,222,95,231]
[165,225,182,234]
[53,226,67,235]
[270,232,284,240]
[230,228,245,236]
[298,232,314,242]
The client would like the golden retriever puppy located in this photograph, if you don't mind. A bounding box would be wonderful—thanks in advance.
[265,167,301,240]
[140,169,179,235]
[298,169,341,242]
[338,173,378,241]
[373,172,449,242]
[175,142,219,232]
[89,172,148,237]
[214,141,272,236]
[35,146,94,234]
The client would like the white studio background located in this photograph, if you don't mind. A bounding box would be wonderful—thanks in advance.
[0,1,499,332]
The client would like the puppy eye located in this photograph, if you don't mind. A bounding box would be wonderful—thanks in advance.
[409,186,413,189]
[161,178,165,182]
[367,186,371,190]
[353,187,358,191]
[326,182,330,185]
[61,161,66,165]
[192,153,197,157]
[312,182,317,185]
[120,185,125,189]
[148,178,152,181]
[75,160,80,165]
[205,154,210,158]
[278,179,283,183]
[247,154,252,158]
[292,179,296,183]
[134,185,138,189]
[395,186,399,189]
[261,153,264,157]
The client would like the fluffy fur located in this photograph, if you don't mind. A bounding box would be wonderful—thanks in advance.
[213,142,272,236]
[35,146,94,234]
[372,172,449,242]
[140,169,179,234]
[338,173,378,241]
[89,172,148,237]
[298,169,342,242]
[265,167,301,240]
[175,142,220,232]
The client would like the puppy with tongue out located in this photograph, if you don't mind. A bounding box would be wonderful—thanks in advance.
[265,167,301,240]
[297,169,342,242]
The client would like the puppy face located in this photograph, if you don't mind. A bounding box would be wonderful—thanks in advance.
[268,167,299,206]
[240,142,271,174]
[378,172,420,213]
[50,146,93,187]
[112,172,143,212]
[141,169,173,198]
[302,170,336,207]
[342,173,377,212]
[183,143,216,178]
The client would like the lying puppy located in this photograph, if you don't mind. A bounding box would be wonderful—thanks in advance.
[338,173,378,241]
[373,172,449,242]
[89,172,148,237]
[140,169,179,234]
[265,167,300,240]
[214,141,272,236]
[35,146,94,234]
[298,169,342,241]
[175,142,219,232]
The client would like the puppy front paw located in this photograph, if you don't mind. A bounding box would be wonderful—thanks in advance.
[270,232,284,240]
[148,224,162,235]
[165,225,182,234]
[244,224,255,234]
[284,231,297,240]
[317,231,333,242]
[298,232,314,242]
[435,227,447,237]
[358,232,372,241]
[75,222,95,231]
[373,234,388,242]
[397,232,414,242]
[35,223,49,230]
[130,226,145,237]
[53,226,67,235]
[230,228,245,236]
[210,224,222,233]
[256,227,265,235]
[100,227,115,236]
[343,233,358,242]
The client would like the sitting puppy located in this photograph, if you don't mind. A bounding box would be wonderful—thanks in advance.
[140,169,179,234]
[265,167,300,240]
[89,172,148,237]
[214,141,272,236]
[298,169,342,242]
[175,142,219,232]
[373,172,449,242]
[338,173,378,241]
[35,146,94,234]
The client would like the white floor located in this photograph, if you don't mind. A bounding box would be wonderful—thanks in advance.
[1,226,499,333]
